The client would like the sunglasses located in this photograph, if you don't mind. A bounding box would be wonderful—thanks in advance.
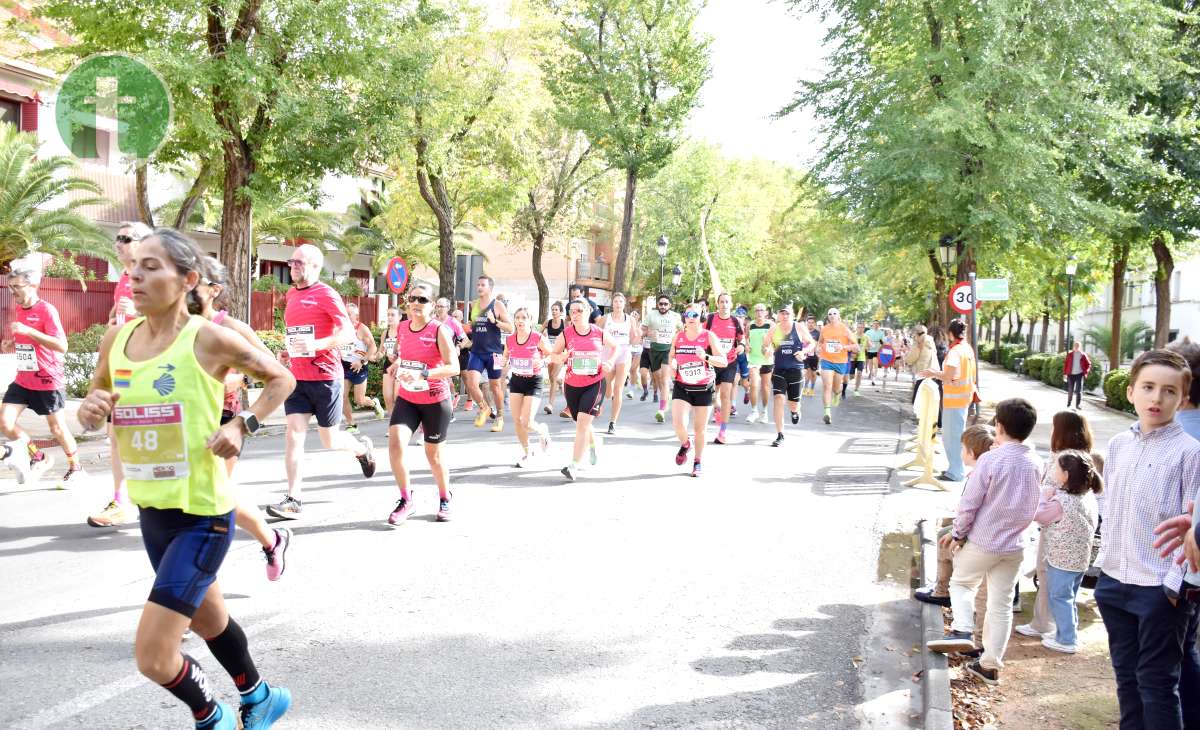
[407,295,430,304]
[287,259,306,267]
[683,310,702,319]
[115,235,134,244]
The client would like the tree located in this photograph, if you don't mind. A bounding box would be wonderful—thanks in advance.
[41,0,427,319]
[0,125,111,270]
[543,0,711,293]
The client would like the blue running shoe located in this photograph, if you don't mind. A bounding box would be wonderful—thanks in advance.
[199,703,236,729]
[240,684,292,730]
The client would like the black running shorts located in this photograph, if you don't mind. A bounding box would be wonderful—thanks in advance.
[2,383,65,416]
[509,374,543,397]
[389,397,452,443]
[713,363,738,385]
[565,381,605,420]
[672,382,714,407]
[772,368,804,402]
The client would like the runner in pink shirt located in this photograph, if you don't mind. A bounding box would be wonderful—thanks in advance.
[267,243,376,520]
[502,307,552,468]
[1,261,81,488]
[670,302,729,477]
[548,298,619,482]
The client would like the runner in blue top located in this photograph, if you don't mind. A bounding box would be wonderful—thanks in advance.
[465,275,513,432]
[765,305,814,448]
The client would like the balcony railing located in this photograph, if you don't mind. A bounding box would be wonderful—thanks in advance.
[577,259,611,282]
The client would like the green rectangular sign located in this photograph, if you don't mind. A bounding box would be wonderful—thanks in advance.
[976,278,1009,301]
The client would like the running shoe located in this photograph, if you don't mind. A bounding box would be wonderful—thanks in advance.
[87,499,129,527]
[624,390,633,400]
[263,528,291,581]
[691,460,702,477]
[345,423,359,434]
[474,405,491,427]
[490,416,505,433]
[606,421,616,435]
[267,497,302,520]
[713,431,727,445]
[387,496,415,525]
[655,410,665,423]
[771,433,784,447]
[514,453,530,468]
[730,405,738,417]
[560,408,571,419]
[372,398,386,419]
[543,404,552,415]
[56,464,85,490]
[205,702,237,729]
[537,423,551,453]
[743,392,750,405]
[436,493,452,522]
[822,409,832,425]
[675,440,692,465]
[1041,637,1077,654]
[1,445,32,484]
[465,400,476,412]
[640,389,648,401]
[561,464,577,482]
[746,410,759,424]
[790,410,799,425]
[240,683,292,730]
[356,436,377,477]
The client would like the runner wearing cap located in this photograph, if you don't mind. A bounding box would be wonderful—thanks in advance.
[817,307,857,425]
[669,302,729,477]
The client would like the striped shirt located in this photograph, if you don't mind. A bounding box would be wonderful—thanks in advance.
[1096,420,1200,592]
[952,441,1043,553]
[1171,410,1200,587]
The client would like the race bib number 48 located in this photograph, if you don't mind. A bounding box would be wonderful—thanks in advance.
[285,325,316,358]
[15,343,37,371]
[112,403,189,480]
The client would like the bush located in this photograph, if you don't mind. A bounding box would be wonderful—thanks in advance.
[1024,353,1050,379]
[253,276,285,292]
[64,324,108,397]
[1043,353,1067,389]
[1000,343,1029,371]
[1104,368,1134,413]
[256,329,285,353]
[979,341,995,363]
[1085,363,1102,392]
[44,255,98,281]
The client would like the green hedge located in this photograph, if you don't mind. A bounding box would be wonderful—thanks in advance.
[1043,353,1067,389]
[1085,365,1101,391]
[1104,369,1134,413]
[979,341,996,363]
[1024,353,1051,380]
[1000,344,1029,371]
[64,324,108,398]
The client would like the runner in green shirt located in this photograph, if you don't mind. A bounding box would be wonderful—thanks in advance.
[642,294,682,423]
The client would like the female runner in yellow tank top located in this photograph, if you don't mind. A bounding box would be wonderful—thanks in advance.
[78,229,296,730]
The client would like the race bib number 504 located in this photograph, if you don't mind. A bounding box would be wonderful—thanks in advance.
[112,403,189,480]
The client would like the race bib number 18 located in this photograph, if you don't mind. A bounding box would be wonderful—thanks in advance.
[112,403,189,480]
[15,343,37,371]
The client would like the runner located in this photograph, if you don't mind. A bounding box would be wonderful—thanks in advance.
[549,299,618,481]
[705,293,745,445]
[190,258,292,581]
[851,321,870,396]
[636,321,653,401]
[802,314,821,397]
[88,221,153,527]
[765,305,813,447]
[744,303,773,424]
[503,307,551,467]
[466,275,513,433]
[268,243,376,520]
[541,301,566,416]
[734,305,752,408]
[384,283,459,525]
[865,320,885,385]
[599,292,636,434]
[627,307,645,401]
[76,228,294,730]
[0,259,81,488]
[643,293,683,423]
[340,302,384,433]
[669,302,730,476]
[379,307,401,414]
[432,297,468,420]
[817,307,857,425]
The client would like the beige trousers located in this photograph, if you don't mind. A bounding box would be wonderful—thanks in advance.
[949,542,1024,670]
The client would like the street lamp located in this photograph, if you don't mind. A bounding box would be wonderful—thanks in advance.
[937,235,956,322]
[1065,255,1078,350]
[656,235,668,292]
[671,264,683,291]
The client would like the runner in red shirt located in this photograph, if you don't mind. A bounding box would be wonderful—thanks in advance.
[1,261,81,487]
[705,292,744,445]
[267,243,376,520]
[670,302,730,477]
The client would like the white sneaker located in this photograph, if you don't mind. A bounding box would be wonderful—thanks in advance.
[746,410,759,424]
[1041,637,1076,654]
[1014,623,1047,638]
[2,446,32,484]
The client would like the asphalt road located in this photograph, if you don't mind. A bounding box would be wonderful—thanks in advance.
[1,384,938,729]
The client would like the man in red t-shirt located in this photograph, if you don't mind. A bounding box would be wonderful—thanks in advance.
[267,243,377,520]
[1,262,81,487]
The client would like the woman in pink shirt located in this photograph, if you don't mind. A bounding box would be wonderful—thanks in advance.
[548,298,619,482]
[503,307,552,467]
[669,302,729,477]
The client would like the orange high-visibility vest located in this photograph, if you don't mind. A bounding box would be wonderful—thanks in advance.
[943,342,976,409]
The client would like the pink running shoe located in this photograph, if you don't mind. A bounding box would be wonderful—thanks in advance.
[674,440,692,466]
[387,496,415,525]
[263,527,291,581]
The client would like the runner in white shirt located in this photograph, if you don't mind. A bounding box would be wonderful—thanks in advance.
[599,292,637,435]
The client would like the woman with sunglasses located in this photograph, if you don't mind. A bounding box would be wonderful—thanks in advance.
[764,305,814,447]
[384,283,460,525]
[502,307,552,467]
[379,307,402,415]
[549,299,618,481]
[541,301,566,416]
[669,303,729,477]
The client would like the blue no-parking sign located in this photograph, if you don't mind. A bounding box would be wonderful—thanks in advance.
[878,344,896,367]
[386,257,408,294]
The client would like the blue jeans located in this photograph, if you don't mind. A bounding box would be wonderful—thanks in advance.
[1045,564,1084,645]
[942,406,968,480]
[1095,573,1196,730]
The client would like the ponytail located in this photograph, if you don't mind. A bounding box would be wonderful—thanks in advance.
[1057,450,1103,496]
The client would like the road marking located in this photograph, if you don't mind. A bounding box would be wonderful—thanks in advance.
[15,611,292,729]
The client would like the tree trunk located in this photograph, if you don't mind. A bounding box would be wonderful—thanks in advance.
[173,159,212,230]
[613,167,638,294]
[532,230,549,321]
[135,163,155,227]
[992,315,1001,362]
[1151,234,1174,348]
[1110,240,1130,367]
[218,149,255,323]
[1040,308,1050,353]
[697,199,723,295]
[927,249,947,326]
[414,137,457,301]
[955,238,975,283]
[1015,313,1023,338]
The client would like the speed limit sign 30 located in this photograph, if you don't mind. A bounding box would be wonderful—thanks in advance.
[949,281,976,315]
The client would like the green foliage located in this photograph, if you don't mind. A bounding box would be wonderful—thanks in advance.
[1104,368,1134,413]
[1085,365,1102,392]
[1043,354,1067,389]
[255,330,285,353]
[1001,332,1025,345]
[979,341,995,363]
[1000,344,1029,371]
[1083,321,1154,363]
[0,125,113,269]
[43,255,97,281]
[1024,353,1051,380]
[64,324,108,397]
[253,277,285,293]
[320,275,362,299]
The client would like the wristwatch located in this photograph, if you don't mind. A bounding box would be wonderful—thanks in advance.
[236,410,260,435]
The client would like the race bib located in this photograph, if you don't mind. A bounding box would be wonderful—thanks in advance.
[398,359,429,392]
[718,337,734,353]
[510,357,537,377]
[547,335,557,347]
[285,325,315,358]
[112,403,189,480]
[654,328,674,345]
[825,341,842,354]
[339,342,356,360]
[15,343,37,371]
[383,338,397,356]
[678,361,708,385]
[492,353,504,370]
[571,350,600,376]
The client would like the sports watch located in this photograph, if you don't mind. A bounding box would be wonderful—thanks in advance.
[236,410,261,435]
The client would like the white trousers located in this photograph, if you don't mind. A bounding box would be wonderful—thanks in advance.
[950,542,1024,670]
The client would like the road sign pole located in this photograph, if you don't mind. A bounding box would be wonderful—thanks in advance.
[969,272,979,414]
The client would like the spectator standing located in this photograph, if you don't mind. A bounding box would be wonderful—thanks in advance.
[1064,341,1091,410]
[918,319,976,482]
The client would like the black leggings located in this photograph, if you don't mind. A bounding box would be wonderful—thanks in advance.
[565,381,605,420]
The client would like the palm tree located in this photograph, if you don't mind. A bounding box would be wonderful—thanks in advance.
[0,125,112,270]
[1083,320,1153,364]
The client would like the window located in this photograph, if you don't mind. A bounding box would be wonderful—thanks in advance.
[454,254,484,302]
[267,262,292,284]
[0,99,19,127]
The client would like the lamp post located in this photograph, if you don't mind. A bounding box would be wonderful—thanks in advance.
[937,235,956,323]
[1065,255,1078,351]
[671,264,683,293]
[656,235,668,293]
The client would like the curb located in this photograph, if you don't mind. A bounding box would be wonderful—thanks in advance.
[915,518,953,730]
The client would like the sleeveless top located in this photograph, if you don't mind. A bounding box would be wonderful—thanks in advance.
[943,341,976,409]
[396,320,451,404]
[747,323,771,367]
[340,326,369,365]
[382,324,400,363]
[506,330,544,378]
[604,312,632,348]
[772,324,805,371]
[109,315,231,516]
[705,314,740,362]
[673,328,715,388]
[211,311,241,414]
[563,324,605,388]
[469,299,503,355]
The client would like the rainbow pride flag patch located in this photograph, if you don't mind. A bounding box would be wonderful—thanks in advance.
[114,369,132,388]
